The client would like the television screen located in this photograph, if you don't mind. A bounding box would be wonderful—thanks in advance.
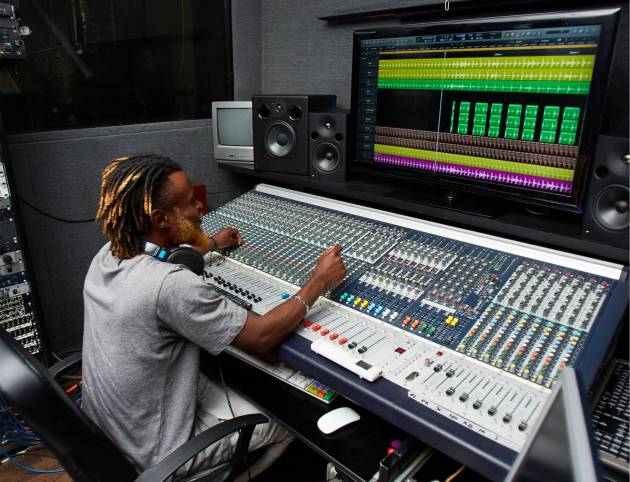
[216,108,253,146]
[351,9,619,209]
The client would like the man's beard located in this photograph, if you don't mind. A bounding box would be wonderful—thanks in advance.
[172,209,205,246]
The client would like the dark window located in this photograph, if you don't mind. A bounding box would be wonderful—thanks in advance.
[1,0,232,133]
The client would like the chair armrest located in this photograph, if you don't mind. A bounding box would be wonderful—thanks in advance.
[48,352,82,380]
[135,413,268,482]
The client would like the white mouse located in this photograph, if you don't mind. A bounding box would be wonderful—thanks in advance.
[317,407,361,434]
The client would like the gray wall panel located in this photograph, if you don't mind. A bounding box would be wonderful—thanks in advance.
[232,0,261,100]
[8,120,252,354]
[259,0,424,107]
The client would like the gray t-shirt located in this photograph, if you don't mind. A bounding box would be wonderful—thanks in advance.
[81,243,247,471]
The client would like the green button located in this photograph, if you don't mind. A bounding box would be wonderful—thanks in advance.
[506,116,521,129]
[539,130,556,143]
[558,132,576,145]
[523,117,537,129]
[474,102,488,114]
[560,119,577,133]
[491,103,503,115]
[323,391,335,401]
[508,104,522,116]
[488,126,500,137]
[460,102,471,113]
[563,107,580,120]
[474,113,487,125]
[489,115,501,127]
[543,106,560,119]
[504,127,519,139]
[525,105,539,117]
[541,118,558,131]
[472,126,486,136]
[457,124,469,135]
[521,129,535,141]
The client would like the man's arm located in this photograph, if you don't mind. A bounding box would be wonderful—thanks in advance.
[233,245,346,353]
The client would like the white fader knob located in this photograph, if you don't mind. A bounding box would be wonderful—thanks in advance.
[311,340,382,382]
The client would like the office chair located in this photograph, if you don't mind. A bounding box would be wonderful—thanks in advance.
[0,328,268,482]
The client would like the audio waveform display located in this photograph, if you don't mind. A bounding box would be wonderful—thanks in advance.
[354,20,604,204]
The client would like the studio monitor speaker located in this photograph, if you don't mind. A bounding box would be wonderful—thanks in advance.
[309,109,349,183]
[581,135,629,249]
[252,95,336,175]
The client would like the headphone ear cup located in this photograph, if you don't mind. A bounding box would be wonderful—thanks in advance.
[166,247,205,276]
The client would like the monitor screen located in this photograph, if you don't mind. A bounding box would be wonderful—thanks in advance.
[216,107,253,146]
[351,9,619,209]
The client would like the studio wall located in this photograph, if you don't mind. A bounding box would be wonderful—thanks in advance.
[7,120,252,354]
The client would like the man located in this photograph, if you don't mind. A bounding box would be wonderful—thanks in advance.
[82,154,346,478]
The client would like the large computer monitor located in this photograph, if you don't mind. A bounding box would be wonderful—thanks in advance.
[351,9,620,211]
[505,367,602,482]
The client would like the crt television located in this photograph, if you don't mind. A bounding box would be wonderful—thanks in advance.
[211,101,254,162]
[351,9,620,211]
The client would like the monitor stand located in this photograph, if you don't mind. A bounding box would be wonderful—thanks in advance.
[383,185,508,219]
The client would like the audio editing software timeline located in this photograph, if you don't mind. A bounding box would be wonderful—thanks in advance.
[201,184,628,478]
[354,21,605,205]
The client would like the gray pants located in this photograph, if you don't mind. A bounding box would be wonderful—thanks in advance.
[185,372,295,480]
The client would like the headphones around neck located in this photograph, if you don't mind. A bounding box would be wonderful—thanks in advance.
[143,241,205,276]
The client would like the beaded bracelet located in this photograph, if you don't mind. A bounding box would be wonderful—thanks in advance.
[291,294,311,314]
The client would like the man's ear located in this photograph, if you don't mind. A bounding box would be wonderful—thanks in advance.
[150,209,171,230]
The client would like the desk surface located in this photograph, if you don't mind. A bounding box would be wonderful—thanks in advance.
[202,352,411,482]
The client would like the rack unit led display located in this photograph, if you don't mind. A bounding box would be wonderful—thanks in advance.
[351,10,619,209]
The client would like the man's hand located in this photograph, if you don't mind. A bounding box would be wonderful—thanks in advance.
[312,245,346,289]
[212,227,243,249]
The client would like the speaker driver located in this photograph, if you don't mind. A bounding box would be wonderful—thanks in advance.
[314,142,340,172]
[593,185,629,231]
[316,116,337,138]
[265,121,295,157]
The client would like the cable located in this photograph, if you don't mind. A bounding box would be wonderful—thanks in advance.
[0,444,64,473]
[18,195,95,223]
[444,465,465,482]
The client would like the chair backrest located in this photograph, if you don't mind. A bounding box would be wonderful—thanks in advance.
[0,329,138,482]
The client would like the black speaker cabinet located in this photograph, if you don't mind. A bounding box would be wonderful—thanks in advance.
[308,109,349,183]
[253,95,336,175]
[581,135,629,249]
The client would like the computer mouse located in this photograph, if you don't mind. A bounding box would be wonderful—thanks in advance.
[317,407,361,434]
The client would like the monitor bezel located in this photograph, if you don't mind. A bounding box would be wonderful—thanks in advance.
[504,367,602,482]
[350,8,620,212]
[211,100,254,162]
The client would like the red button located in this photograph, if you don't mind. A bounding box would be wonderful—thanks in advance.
[320,328,330,336]
[311,324,321,331]
[329,333,338,340]
[303,320,313,328]
[339,337,348,345]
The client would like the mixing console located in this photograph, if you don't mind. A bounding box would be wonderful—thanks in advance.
[200,184,626,456]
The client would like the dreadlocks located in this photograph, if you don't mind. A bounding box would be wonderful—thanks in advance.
[96,154,182,259]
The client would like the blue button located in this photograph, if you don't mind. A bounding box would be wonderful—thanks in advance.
[280,292,290,299]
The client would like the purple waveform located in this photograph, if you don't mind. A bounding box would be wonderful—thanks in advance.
[373,153,573,193]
